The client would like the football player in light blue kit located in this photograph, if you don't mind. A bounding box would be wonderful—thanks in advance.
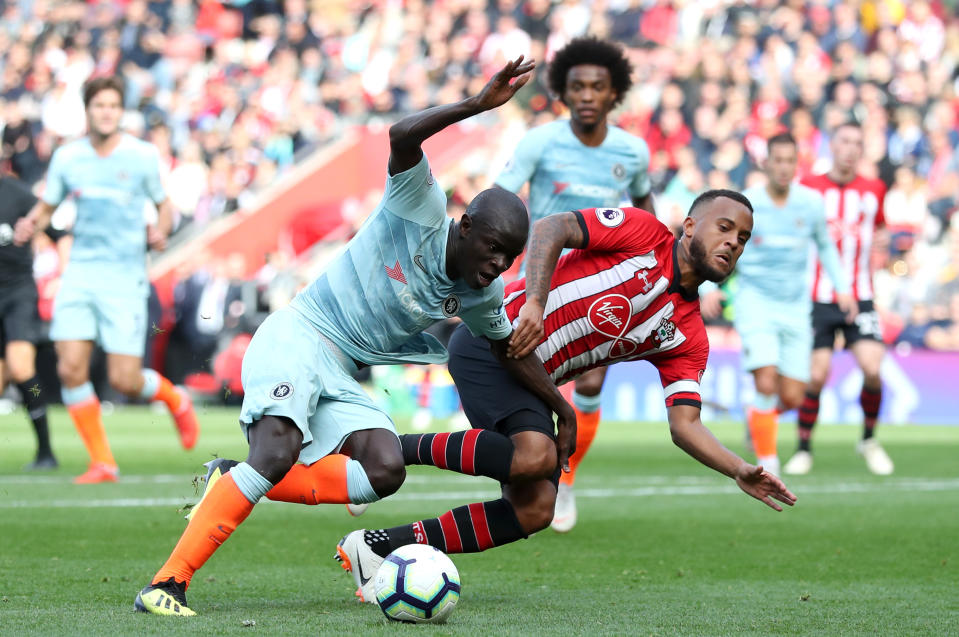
[15,76,198,485]
[135,56,576,616]
[495,37,654,532]
[702,133,856,476]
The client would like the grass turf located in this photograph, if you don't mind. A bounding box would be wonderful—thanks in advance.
[0,406,957,636]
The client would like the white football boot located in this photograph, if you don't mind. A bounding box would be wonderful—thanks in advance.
[550,483,577,533]
[857,438,894,475]
[334,530,383,604]
[783,450,813,475]
[345,502,369,517]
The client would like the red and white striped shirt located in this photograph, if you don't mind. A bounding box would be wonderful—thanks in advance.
[504,207,708,408]
[800,173,886,303]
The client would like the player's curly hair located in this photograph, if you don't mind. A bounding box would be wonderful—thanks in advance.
[547,37,633,107]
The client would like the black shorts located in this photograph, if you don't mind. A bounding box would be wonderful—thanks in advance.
[812,300,882,350]
[447,323,555,441]
[0,282,40,349]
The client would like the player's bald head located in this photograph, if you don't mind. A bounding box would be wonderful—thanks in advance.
[465,187,530,243]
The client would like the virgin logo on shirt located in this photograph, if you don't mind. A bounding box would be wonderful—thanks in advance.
[588,293,638,357]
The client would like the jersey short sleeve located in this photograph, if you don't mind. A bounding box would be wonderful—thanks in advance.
[458,279,512,341]
[383,153,448,227]
[143,144,166,203]
[627,138,652,199]
[650,342,708,408]
[576,206,667,254]
[42,147,68,206]
[494,129,543,193]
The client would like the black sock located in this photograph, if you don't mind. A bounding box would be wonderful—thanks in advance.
[375,498,527,557]
[17,378,53,458]
[400,430,514,482]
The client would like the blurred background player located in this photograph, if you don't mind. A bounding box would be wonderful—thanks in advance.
[135,57,576,616]
[703,134,854,476]
[15,76,198,484]
[0,171,66,470]
[495,36,654,533]
[338,194,797,596]
[788,121,893,476]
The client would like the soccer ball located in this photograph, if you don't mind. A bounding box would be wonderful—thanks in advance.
[373,544,461,624]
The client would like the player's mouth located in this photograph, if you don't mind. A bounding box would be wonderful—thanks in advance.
[576,107,598,119]
[478,271,496,286]
[713,252,731,271]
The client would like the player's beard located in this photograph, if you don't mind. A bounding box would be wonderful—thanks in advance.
[689,234,728,283]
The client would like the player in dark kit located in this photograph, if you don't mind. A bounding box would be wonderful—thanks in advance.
[337,191,797,602]
[0,173,62,469]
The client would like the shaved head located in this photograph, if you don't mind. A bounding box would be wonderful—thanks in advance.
[466,187,530,240]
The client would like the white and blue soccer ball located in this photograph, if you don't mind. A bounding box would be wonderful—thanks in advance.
[373,544,461,624]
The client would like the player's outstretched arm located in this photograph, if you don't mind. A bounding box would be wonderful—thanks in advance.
[387,55,535,176]
[666,404,797,512]
[508,212,585,359]
[488,337,577,472]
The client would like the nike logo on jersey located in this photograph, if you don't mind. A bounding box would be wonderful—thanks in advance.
[413,254,429,275]
[385,260,407,284]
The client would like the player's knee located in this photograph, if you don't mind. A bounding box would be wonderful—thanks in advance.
[7,361,35,384]
[511,484,557,534]
[56,358,87,386]
[779,390,803,412]
[362,453,406,498]
[754,377,777,397]
[574,376,603,397]
[509,438,557,482]
[107,369,140,396]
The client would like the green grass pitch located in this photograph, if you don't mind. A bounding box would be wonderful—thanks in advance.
[1,405,957,636]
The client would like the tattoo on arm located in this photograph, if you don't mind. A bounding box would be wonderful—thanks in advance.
[524,212,584,305]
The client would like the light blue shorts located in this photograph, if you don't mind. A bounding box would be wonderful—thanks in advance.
[238,307,397,465]
[49,267,149,356]
[734,293,812,383]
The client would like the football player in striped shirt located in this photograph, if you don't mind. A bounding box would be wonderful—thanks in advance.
[789,120,893,476]
[338,192,796,592]
[495,36,655,532]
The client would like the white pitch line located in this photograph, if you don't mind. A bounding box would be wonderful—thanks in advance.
[2,477,958,509]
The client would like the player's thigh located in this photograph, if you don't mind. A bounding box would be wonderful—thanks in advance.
[574,367,608,397]
[96,286,150,357]
[447,323,553,432]
[240,308,397,466]
[49,283,98,344]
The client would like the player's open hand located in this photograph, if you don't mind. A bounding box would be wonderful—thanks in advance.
[734,463,797,512]
[508,299,545,358]
[555,404,577,474]
[474,55,535,112]
[13,215,36,246]
[147,225,168,251]
[836,293,858,324]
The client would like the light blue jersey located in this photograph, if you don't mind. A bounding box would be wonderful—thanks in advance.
[736,183,848,306]
[43,134,165,273]
[495,120,651,224]
[290,154,511,367]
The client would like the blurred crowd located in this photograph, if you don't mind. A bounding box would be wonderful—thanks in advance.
[2,0,959,356]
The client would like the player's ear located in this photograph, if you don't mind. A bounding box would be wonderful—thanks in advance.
[458,212,473,237]
[682,215,696,239]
